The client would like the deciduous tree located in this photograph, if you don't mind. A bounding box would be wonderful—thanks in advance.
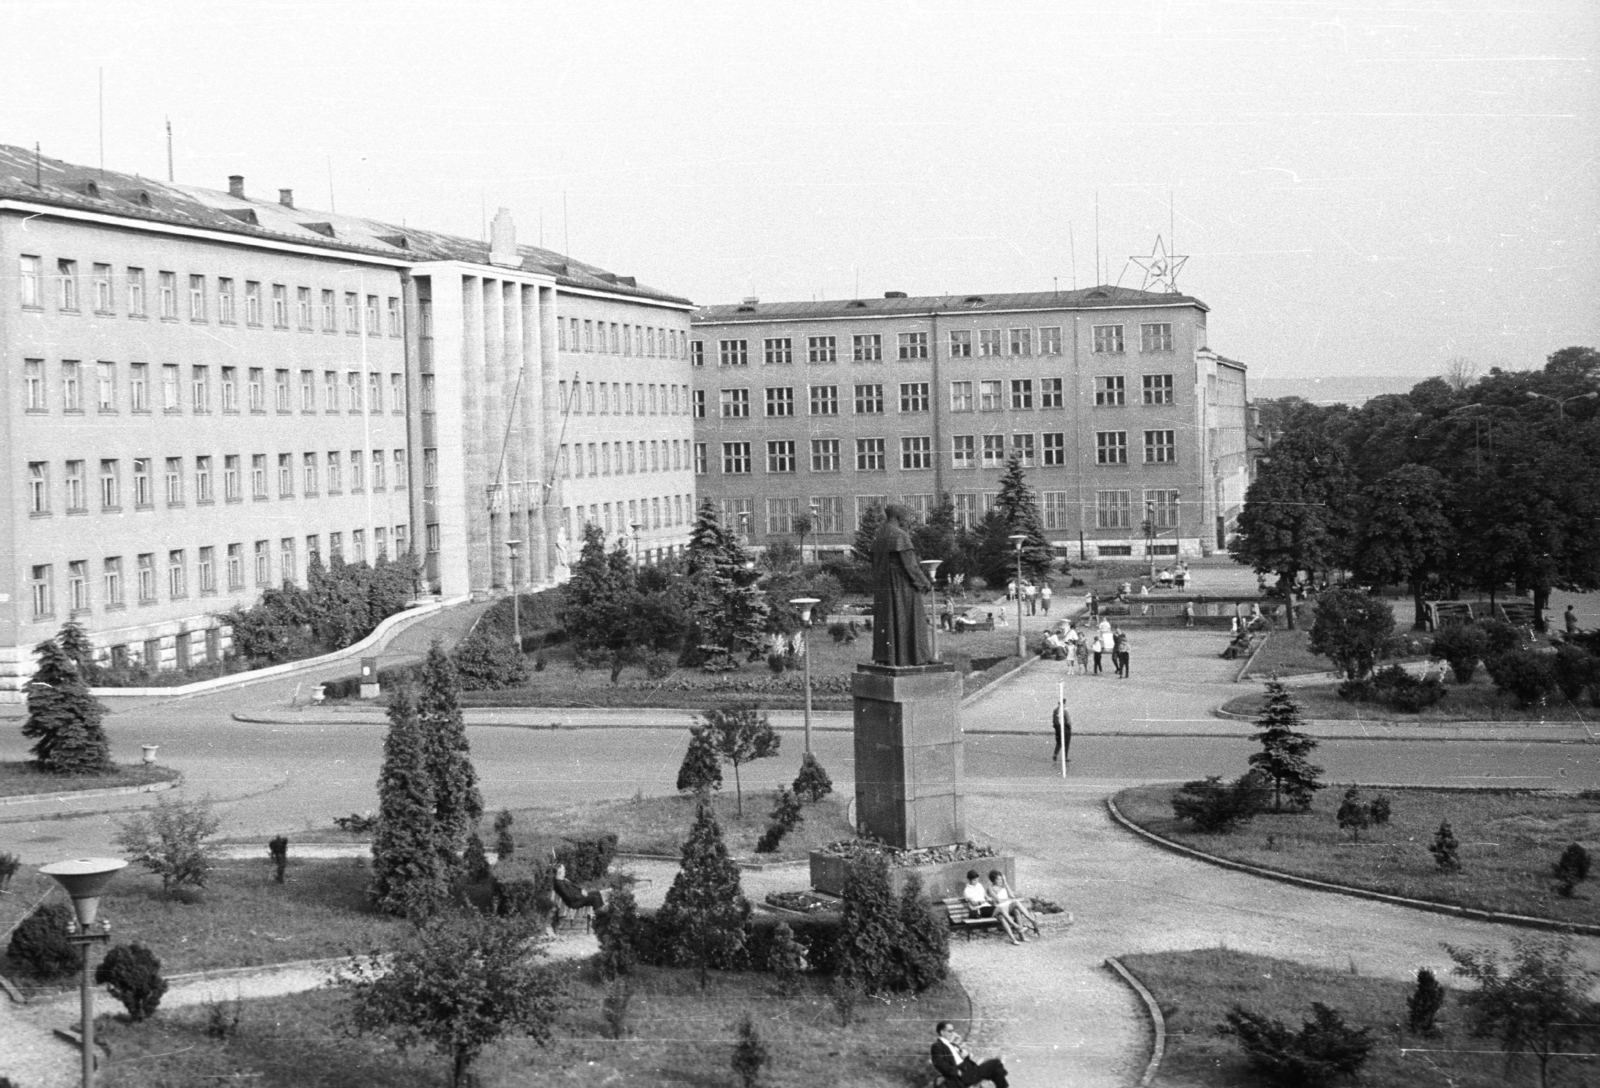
[1350,465,1454,628]
[1307,587,1396,681]
[699,704,780,816]
[1447,936,1600,1088]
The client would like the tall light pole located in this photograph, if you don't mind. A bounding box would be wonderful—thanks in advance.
[1144,501,1157,579]
[504,539,522,654]
[40,857,126,1088]
[1525,389,1597,422]
[806,501,819,565]
[790,597,820,754]
[1008,533,1027,657]
[920,559,942,660]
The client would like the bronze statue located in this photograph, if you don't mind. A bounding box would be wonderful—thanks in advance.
[871,504,934,666]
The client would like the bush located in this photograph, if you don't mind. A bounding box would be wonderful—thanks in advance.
[731,1012,770,1088]
[1477,618,1521,655]
[768,922,807,996]
[1554,842,1591,897]
[463,832,492,883]
[1485,649,1556,708]
[7,902,77,979]
[1223,1002,1374,1088]
[554,834,618,885]
[1336,787,1372,842]
[755,788,804,854]
[827,621,855,645]
[594,882,643,979]
[1430,820,1460,872]
[1368,795,1392,826]
[268,836,288,883]
[832,850,948,995]
[1171,773,1264,833]
[765,652,786,675]
[491,858,554,920]
[1407,967,1445,1036]
[1338,666,1445,712]
[1429,623,1489,683]
[1308,587,1396,681]
[1552,645,1599,704]
[793,752,834,803]
[450,624,530,691]
[676,726,724,796]
[95,942,169,1021]
[112,796,221,893]
[492,809,515,862]
[602,977,633,1039]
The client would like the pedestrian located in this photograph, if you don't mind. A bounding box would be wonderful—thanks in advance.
[1025,582,1038,615]
[1566,605,1579,634]
[1006,578,1016,602]
[1051,703,1071,764]
[1091,631,1104,675]
[1183,601,1195,628]
[1114,628,1131,679]
[1041,584,1052,614]
[1086,590,1098,618]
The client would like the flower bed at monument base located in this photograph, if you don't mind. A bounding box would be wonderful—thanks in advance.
[808,839,1013,900]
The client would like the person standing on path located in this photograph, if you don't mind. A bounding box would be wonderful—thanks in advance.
[1052,703,1071,763]
[1041,583,1052,614]
[1114,628,1131,678]
[1006,578,1016,602]
[1091,630,1104,674]
[1025,582,1038,615]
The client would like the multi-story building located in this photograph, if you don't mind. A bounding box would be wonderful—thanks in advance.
[0,145,691,697]
[690,288,1249,562]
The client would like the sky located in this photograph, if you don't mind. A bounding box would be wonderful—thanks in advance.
[3,0,1596,383]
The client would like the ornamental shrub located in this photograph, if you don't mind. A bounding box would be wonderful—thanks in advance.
[1554,842,1591,897]
[767,922,807,996]
[113,796,221,895]
[893,871,949,994]
[7,902,77,979]
[676,725,723,796]
[1336,787,1372,842]
[657,800,750,988]
[1407,967,1446,1036]
[793,752,834,803]
[1485,649,1556,708]
[1428,623,1489,683]
[756,788,804,853]
[491,858,554,920]
[1430,820,1461,872]
[95,942,169,1021]
[492,809,516,862]
[1171,773,1264,833]
[593,881,642,979]
[1224,1002,1373,1088]
[554,834,617,885]
[1368,795,1392,826]
[1477,618,1520,656]
[1552,645,1599,704]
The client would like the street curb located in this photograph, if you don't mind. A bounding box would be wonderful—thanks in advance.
[614,851,808,873]
[1104,957,1165,1088]
[1104,794,1600,937]
[1211,702,1597,741]
[0,772,290,826]
[0,774,181,807]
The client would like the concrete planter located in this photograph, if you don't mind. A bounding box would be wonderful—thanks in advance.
[809,851,1015,902]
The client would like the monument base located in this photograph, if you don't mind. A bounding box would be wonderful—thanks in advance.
[853,662,962,849]
[809,849,1016,902]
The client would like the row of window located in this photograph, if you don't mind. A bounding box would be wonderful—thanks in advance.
[558,438,692,479]
[561,493,694,539]
[711,489,1183,537]
[21,359,406,416]
[25,449,408,514]
[18,256,402,335]
[557,379,692,417]
[557,316,688,360]
[691,323,1174,367]
[699,430,1177,476]
[705,375,1175,419]
[27,526,408,620]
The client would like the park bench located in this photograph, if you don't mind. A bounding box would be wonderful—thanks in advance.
[950,610,996,633]
[940,897,1003,940]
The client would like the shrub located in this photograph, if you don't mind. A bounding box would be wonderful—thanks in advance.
[1429,623,1489,683]
[766,653,786,675]
[731,1012,770,1088]
[203,996,243,1040]
[1339,666,1446,712]
[755,788,804,854]
[1223,1002,1373,1088]
[767,922,807,996]
[492,809,515,862]
[832,851,948,995]
[1477,618,1521,655]
[7,902,78,979]
[657,800,751,987]
[593,882,642,979]
[828,975,862,1027]
[1552,645,1599,704]
[1554,842,1591,897]
[334,812,377,834]
[113,796,221,894]
[1430,820,1460,872]
[463,832,492,883]
[491,858,554,920]
[1171,773,1263,833]
[1336,788,1371,842]
[1485,649,1556,708]
[554,834,618,885]
[1368,795,1392,826]
[676,726,723,796]
[268,836,289,883]
[602,977,633,1039]
[793,752,834,803]
[644,650,675,680]
[1447,935,1600,1088]
[1407,967,1445,1036]
[95,942,169,1021]
[450,625,530,691]
[827,621,854,644]
[894,871,949,994]
[1308,587,1396,681]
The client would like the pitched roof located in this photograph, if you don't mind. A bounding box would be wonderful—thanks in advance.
[0,144,689,306]
[695,285,1207,324]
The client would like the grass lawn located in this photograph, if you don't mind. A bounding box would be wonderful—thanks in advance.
[0,857,407,994]
[0,759,180,798]
[506,791,854,861]
[97,963,971,1088]
[1114,784,1600,928]
[1221,673,1600,722]
[1119,946,1584,1088]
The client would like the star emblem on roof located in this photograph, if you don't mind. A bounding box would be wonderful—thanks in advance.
[1130,236,1188,293]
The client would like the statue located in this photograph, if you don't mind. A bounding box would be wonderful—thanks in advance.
[871,504,934,666]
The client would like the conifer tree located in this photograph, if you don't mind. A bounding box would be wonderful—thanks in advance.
[676,725,724,795]
[1248,679,1324,811]
[56,621,96,674]
[684,500,770,661]
[974,457,1053,585]
[852,501,886,564]
[371,686,447,918]
[21,630,112,776]
[836,850,901,995]
[418,640,482,877]
[792,752,834,803]
[658,799,750,988]
[894,871,950,993]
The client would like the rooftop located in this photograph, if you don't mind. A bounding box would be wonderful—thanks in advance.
[695,285,1207,324]
[0,143,689,306]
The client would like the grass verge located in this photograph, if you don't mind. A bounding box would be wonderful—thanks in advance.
[0,760,180,798]
[1114,784,1600,928]
[1221,674,1600,722]
[1119,946,1577,1088]
[96,963,971,1088]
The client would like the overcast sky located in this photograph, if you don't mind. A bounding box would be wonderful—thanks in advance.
[4,1,1595,382]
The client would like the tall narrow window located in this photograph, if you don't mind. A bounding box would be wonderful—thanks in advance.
[224,455,240,501]
[271,284,289,327]
[221,366,238,411]
[157,271,176,318]
[96,362,116,411]
[130,363,148,411]
[198,546,216,594]
[19,255,42,307]
[126,267,146,315]
[65,460,85,512]
[245,281,262,325]
[24,359,45,410]
[217,277,234,322]
[192,365,210,412]
[104,557,124,606]
[100,460,120,509]
[165,457,184,505]
[27,462,48,514]
[94,264,113,312]
[58,260,80,310]
[189,274,207,320]
[254,541,271,586]
[61,361,82,411]
[322,289,336,330]
[297,287,313,329]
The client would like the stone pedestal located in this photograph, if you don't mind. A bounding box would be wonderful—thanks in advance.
[852,662,962,850]
[810,852,1014,902]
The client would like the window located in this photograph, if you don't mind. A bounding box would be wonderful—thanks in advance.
[1009,328,1032,356]
[897,332,928,360]
[1093,324,1124,353]
[154,364,177,412]
[1037,377,1062,409]
[810,438,840,472]
[217,277,234,322]
[24,359,44,410]
[59,260,80,310]
[950,380,973,412]
[812,496,843,533]
[390,373,403,412]
[1095,375,1125,406]
[224,455,240,501]
[226,544,243,590]
[198,546,216,594]
[722,442,751,474]
[420,373,433,412]
[302,453,319,495]
[133,458,152,506]
[852,334,882,362]
[982,434,1006,467]
[183,274,205,321]
[693,442,707,474]
[154,270,177,318]
[1145,489,1181,529]
[30,565,53,618]
[1140,323,1173,352]
[349,450,364,491]
[855,496,887,529]
[686,388,703,419]
[763,337,792,365]
[901,436,932,470]
[1039,326,1062,355]
[718,339,748,367]
[368,372,382,412]
[195,456,213,502]
[1096,490,1132,529]
[344,292,358,330]
[374,526,388,560]
[690,340,705,367]
[27,462,48,514]
[807,335,837,363]
[247,368,264,412]
[253,541,271,585]
[127,267,146,315]
[1142,373,1174,405]
[347,372,363,411]
[853,384,883,414]
[855,437,885,471]
[766,497,802,535]
[1043,432,1066,466]
[371,450,386,490]
[192,365,210,412]
[275,369,291,411]
[250,454,267,499]
[164,457,183,505]
[1010,379,1033,409]
[949,330,972,357]
[19,255,42,307]
[979,329,1003,357]
[96,362,116,411]
[66,560,89,614]
[280,538,298,584]
[100,460,120,509]
[94,264,113,312]
[270,284,289,327]
[899,382,929,413]
[366,295,379,333]
[1143,429,1176,464]
[1011,432,1035,466]
[719,388,749,418]
[104,557,124,606]
[765,387,794,417]
[321,289,336,330]
[291,286,310,329]
[64,460,85,512]
[138,553,157,602]
[62,360,82,411]
[326,452,342,492]
[952,434,975,468]
[1041,491,1070,530]
[245,281,262,325]
[1096,431,1128,465]
[168,549,187,598]
[387,297,401,336]
[766,440,795,473]
[125,362,148,411]
[979,380,1002,411]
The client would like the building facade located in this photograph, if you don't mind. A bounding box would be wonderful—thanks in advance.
[689,288,1249,562]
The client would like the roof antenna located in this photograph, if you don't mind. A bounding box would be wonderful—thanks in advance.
[98,68,104,178]
[326,156,335,213]
[1069,222,1077,290]
[1094,191,1100,287]
[165,117,174,182]
[34,142,42,188]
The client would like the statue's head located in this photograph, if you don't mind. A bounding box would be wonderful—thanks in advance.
[882,503,912,527]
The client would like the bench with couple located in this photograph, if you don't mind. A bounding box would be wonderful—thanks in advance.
[956,869,1041,944]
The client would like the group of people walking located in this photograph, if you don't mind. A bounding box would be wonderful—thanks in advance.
[1040,617,1132,678]
[1005,579,1053,615]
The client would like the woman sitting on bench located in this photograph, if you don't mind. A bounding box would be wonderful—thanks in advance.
[989,871,1041,938]
[962,870,1022,944]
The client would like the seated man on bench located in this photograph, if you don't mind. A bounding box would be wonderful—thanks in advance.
[932,1021,1009,1088]
[553,863,605,922]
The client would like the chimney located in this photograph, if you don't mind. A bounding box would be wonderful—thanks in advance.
[278,189,294,208]
[228,175,245,198]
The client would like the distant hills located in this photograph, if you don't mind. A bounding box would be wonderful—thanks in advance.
[1250,374,1435,407]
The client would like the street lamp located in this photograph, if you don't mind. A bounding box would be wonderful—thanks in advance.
[504,540,522,655]
[1525,389,1598,422]
[1143,502,1157,579]
[920,559,942,660]
[39,857,126,1088]
[789,597,821,754]
[806,501,819,565]
[1008,534,1028,657]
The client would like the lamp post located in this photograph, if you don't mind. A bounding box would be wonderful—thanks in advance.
[789,597,821,754]
[504,540,522,655]
[1143,502,1157,580]
[920,559,942,660]
[1008,534,1027,657]
[806,502,819,565]
[40,857,126,1088]
[1525,389,1598,422]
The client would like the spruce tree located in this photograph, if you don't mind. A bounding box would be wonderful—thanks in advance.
[371,686,447,918]
[21,631,112,776]
[418,640,482,878]
[658,799,750,988]
[1247,679,1324,811]
[676,725,724,795]
[792,752,833,803]
[56,621,96,674]
[893,871,950,993]
[992,456,1053,576]
[684,501,770,661]
[852,502,886,564]
[835,850,901,995]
